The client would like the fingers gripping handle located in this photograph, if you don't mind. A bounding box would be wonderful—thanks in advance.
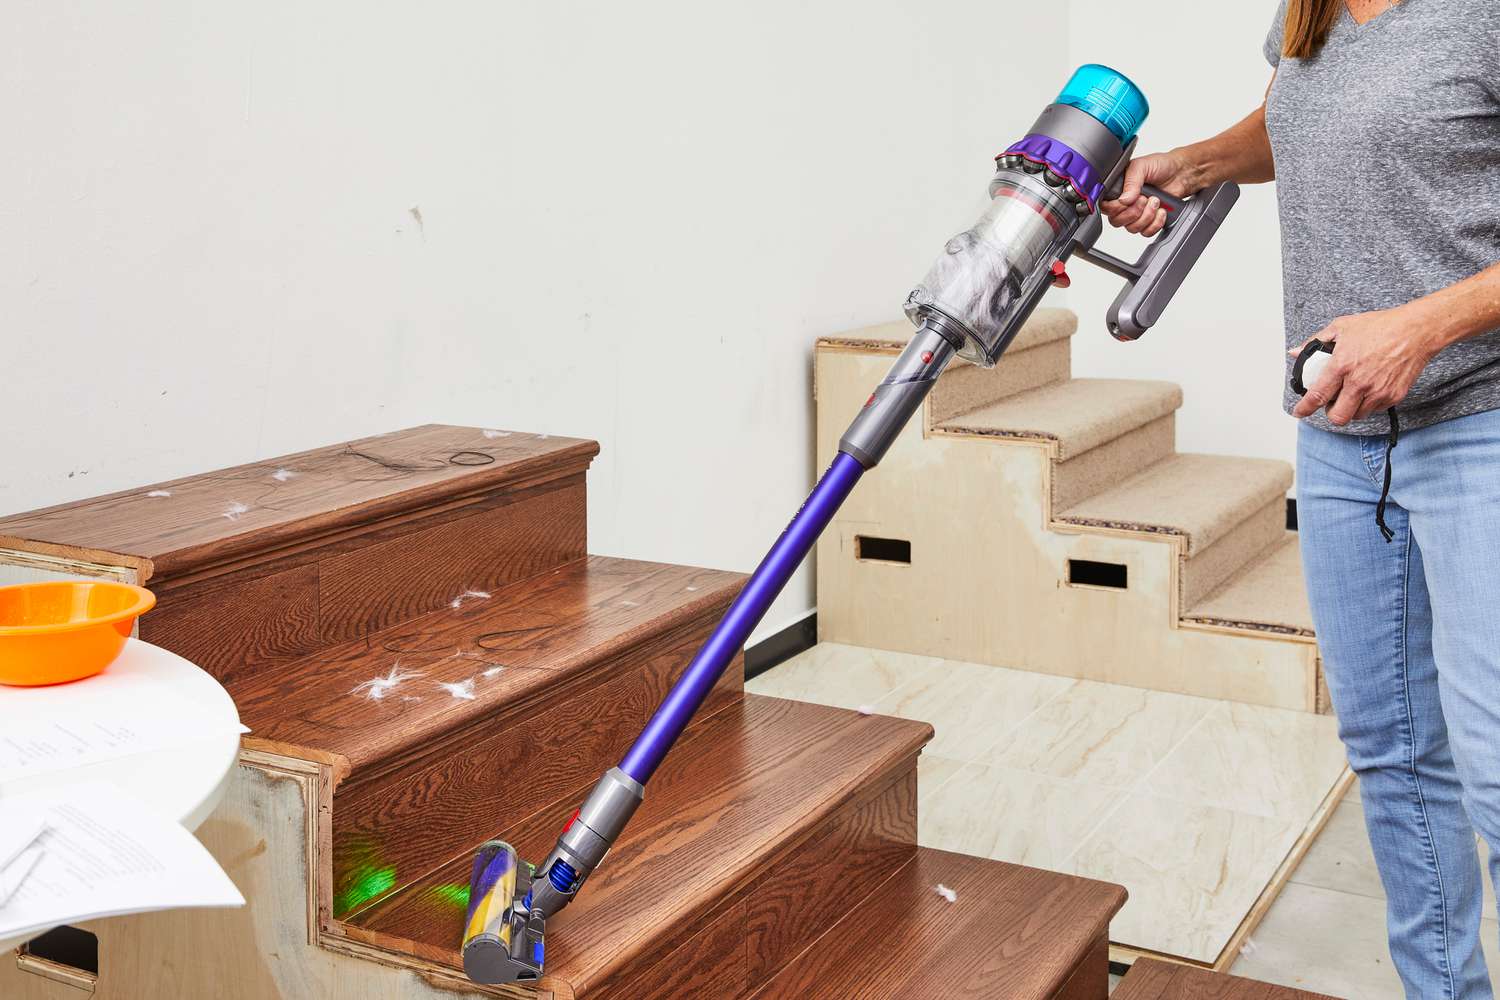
[1076,181,1240,341]
[1141,184,1188,215]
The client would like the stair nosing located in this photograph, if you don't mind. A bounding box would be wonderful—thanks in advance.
[0,424,599,582]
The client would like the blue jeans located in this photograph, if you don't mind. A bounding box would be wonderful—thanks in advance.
[1299,409,1500,999]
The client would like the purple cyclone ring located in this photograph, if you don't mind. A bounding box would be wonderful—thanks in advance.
[1000,134,1104,210]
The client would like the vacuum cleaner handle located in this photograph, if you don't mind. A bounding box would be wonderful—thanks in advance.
[1141,183,1188,215]
[1074,180,1240,342]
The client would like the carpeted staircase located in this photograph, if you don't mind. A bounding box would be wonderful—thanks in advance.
[0,426,1128,999]
[815,310,1322,713]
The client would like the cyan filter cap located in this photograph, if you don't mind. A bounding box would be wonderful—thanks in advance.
[1056,64,1149,144]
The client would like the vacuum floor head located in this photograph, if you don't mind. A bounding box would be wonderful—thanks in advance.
[462,840,546,985]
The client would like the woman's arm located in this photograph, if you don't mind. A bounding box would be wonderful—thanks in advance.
[1292,263,1500,425]
[1102,74,1277,237]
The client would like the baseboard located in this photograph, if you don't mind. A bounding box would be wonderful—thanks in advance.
[744,612,817,681]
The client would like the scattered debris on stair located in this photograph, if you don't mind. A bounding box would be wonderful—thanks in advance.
[934,883,957,903]
[352,665,423,701]
[271,468,297,482]
[145,490,172,498]
[438,678,477,701]
[221,501,250,520]
[449,589,491,610]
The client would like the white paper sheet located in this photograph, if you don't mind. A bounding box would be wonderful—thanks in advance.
[0,846,44,906]
[0,807,46,872]
[0,697,233,784]
[0,786,243,940]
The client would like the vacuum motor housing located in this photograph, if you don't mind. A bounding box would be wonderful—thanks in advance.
[905,64,1147,366]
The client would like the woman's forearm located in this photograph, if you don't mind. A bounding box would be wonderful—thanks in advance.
[1408,262,1500,352]
[1174,104,1276,189]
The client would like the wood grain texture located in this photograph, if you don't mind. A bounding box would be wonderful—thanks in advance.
[595,764,918,1000]
[341,696,933,1000]
[331,615,742,918]
[138,478,588,683]
[0,425,596,578]
[750,847,1127,999]
[1054,937,1111,1000]
[233,557,744,773]
[1113,958,1341,1000]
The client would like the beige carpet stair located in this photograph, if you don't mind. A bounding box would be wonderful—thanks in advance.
[815,311,1322,713]
[1186,532,1314,636]
[819,308,1077,424]
[938,378,1182,512]
[1058,453,1293,606]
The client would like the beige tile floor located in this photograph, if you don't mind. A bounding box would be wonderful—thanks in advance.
[747,641,1349,967]
[1228,783,1500,997]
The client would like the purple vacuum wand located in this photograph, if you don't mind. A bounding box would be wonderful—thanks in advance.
[462,64,1239,985]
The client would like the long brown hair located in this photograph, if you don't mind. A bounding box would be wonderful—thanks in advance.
[1282,0,1346,59]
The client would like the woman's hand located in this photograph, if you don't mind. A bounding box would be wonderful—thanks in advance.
[1290,306,1439,424]
[1100,150,1198,238]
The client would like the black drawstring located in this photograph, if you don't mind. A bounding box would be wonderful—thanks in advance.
[1375,407,1399,543]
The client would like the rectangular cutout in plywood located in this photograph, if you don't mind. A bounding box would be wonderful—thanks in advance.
[1068,559,1127,590]
[855,536,911,565]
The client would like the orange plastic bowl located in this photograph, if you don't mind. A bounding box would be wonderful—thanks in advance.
[0,581,156,686]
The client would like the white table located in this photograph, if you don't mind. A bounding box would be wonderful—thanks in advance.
[0,639,243,950]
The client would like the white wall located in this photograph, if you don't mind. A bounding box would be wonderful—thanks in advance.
[0,1,1067,640]
[1066,0,1294,473]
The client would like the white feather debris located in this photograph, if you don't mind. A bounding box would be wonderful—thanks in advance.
[271,468,297,482]
[685,586,699,592]
[482,429,511,439]
[481,666,505,678]
[934,884,957,903]
[222,501,251,521]
[145,490,172,498]
[353,665,424,701]
[449,589,492,610]
[438,678,477,701]
[856,705,876,716]
[1239,938,1259,957]
[620,600,640,607]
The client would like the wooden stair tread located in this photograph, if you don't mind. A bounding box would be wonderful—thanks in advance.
[936,378,1183,460]
[817,307,1076,357]
[1058,453,1293,555]
[0,424,595,579]
[231,555,744,774]
[752,847,1126,999]
[1114,957,1340,999]
[1185,533,1314,636]
[340,695,933,998]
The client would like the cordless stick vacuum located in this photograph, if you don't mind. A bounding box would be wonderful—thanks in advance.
[462,64,1240,985]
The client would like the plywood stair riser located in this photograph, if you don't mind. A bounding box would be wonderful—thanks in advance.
[816,325,1320,713]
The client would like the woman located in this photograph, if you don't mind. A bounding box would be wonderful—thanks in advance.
[1102,1,1500,995]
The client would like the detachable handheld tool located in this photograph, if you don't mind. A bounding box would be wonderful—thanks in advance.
[463,64,1239,985]
[1291,338,1334,396]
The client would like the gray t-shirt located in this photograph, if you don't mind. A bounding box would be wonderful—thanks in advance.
[1264,0,1500,434]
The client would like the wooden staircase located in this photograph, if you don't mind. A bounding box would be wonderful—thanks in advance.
[0,425,1127,999]
[814,310,1323,713]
